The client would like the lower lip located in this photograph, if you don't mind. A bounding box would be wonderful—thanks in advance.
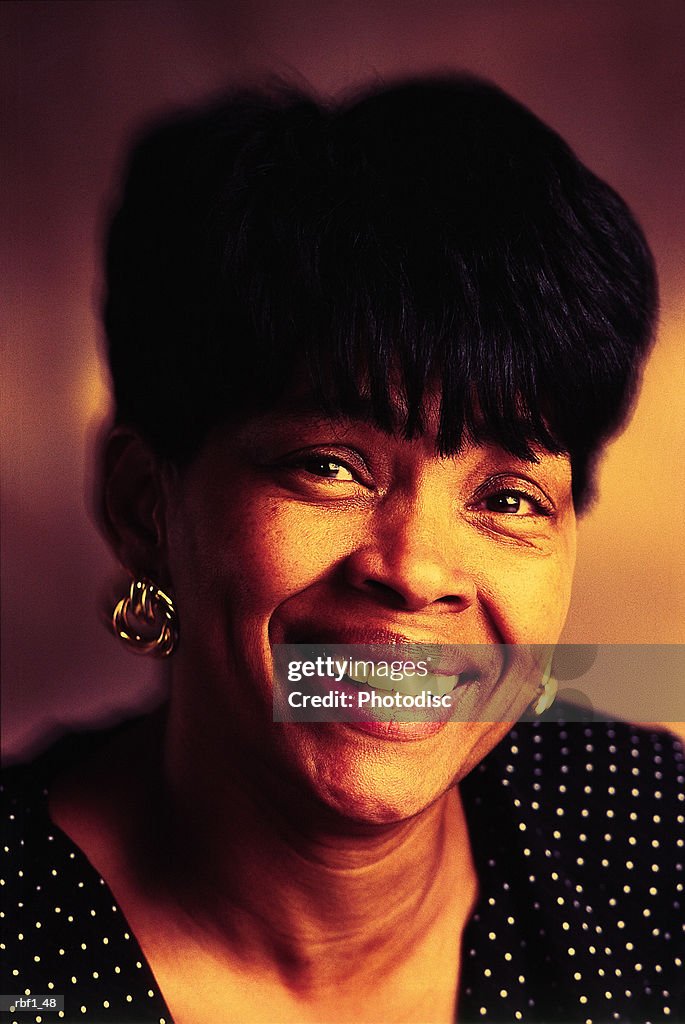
[342,719,449,742]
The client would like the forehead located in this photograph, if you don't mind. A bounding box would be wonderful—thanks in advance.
[232,384,566,469]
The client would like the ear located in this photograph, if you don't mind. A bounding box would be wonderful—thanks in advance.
[99,427,171,583]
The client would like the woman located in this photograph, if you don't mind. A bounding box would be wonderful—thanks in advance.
[3,76,683,1024]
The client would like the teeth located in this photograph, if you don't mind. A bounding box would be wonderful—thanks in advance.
[346,669,461,698]
[424,673,461,697]
[347,666,373,686]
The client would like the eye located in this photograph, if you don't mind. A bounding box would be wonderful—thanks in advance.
[298,457,355,481]
[484,490,541,515]
[276,448,374,490]
[471,476,555,520]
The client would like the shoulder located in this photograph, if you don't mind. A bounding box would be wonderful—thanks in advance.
[1,743,118,930]
[1,732,169,1023]
[475,715,684,849]
[460,718,684,1021]
[2,756,58,864]
[505,715,684,827]
[465,715,684,933]
[471,711,683,807]
[2,729,109,852]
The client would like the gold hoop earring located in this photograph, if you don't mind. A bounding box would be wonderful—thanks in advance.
[112,579,178,657]
[532,659,557,716]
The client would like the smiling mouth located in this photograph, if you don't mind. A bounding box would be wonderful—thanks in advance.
[343,665,474,698]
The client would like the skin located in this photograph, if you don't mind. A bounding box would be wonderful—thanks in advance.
[52,396,577,1023]
[159,400,576,821]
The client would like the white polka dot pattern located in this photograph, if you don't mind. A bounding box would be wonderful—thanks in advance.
[458,717,685,1023]
[2,715,684,1022]
[1,753,170,1023]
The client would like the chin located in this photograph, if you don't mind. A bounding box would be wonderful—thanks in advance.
[280,720,501,826]
[316,779,445,826]
[311,770,445,826]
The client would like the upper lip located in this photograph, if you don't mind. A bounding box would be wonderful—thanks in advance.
[284,626,495,678]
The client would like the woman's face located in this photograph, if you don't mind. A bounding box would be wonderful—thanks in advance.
[160,394,577,824]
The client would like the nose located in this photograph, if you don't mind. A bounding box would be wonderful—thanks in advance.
[343,498,477,613]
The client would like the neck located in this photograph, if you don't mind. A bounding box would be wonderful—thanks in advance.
[152,705,478,994]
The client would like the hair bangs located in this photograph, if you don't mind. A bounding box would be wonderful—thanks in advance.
[227,177,568,465]
[105,77,657,510]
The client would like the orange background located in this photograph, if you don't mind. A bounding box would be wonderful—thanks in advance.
[2,0,684,758]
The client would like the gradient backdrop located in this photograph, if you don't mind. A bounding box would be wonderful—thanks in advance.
[2,0,684,758]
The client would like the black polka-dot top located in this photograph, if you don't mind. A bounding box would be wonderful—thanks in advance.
[2,715,684,1023]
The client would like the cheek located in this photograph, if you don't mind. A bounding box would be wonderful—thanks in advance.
[172,490,363,618]
[476,527,577,643]
[246,503,349,598]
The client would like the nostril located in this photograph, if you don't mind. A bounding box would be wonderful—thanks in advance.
[363,579,404,603]
[362,578,468,611]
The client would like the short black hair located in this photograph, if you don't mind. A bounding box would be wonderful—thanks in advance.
[104,75,657,510]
